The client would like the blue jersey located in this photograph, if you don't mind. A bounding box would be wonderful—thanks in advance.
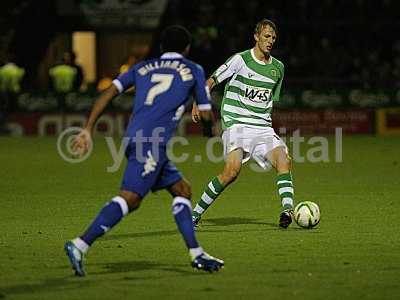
[113,52,212,144]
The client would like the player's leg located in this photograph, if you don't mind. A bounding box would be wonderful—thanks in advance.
[77,190,141,248]
[167,179,224,272]
[65,145,160,276]
[65,191,142,276]
[192,148,243,224]
[266,145,295,228]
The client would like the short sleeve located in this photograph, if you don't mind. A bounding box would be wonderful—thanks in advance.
[112,67,136,93]
[211,54,242,84]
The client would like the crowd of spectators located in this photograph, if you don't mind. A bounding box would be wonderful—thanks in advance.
[1,0,399,93]
[1,0,398,134]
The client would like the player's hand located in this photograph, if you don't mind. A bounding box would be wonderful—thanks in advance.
[72,128,92,157]
[192,103,201,123]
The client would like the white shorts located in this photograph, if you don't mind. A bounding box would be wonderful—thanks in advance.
[222,125,287,170]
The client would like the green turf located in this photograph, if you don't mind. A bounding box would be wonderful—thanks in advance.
[1,135,400,300]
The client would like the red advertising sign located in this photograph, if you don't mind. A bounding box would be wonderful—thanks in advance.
[272,109,375,134]
[6,109,375,136]
[7,112,131,136]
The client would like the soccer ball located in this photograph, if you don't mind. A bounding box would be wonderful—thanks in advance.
[294,201,320,229]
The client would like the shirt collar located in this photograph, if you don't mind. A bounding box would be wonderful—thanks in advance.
[160,52,183,59]
[251,48,272,65]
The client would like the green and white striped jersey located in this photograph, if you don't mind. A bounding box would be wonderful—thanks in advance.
[212,48,284,129]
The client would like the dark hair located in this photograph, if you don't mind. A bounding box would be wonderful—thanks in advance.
[254,19,277,35]
[160,25,191,53]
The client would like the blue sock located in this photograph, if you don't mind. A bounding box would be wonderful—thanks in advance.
[172,197,199,249]
[81,196,129,246]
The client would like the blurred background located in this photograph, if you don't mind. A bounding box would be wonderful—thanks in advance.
[0,0,399,136]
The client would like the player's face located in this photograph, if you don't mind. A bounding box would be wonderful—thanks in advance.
[254,25,277,55]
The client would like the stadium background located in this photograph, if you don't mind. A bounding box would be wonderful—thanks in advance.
[1,0,399,136]
[1,1,400,300]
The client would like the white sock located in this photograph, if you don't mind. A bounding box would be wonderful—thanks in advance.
[189,247,204,260]
[72,237,90,254]
[282,197,294,209]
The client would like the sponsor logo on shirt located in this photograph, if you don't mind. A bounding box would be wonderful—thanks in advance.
[244,88,271,102]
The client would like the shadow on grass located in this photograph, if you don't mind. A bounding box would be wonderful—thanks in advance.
[201,217,322,233]
[102,218,281,242]
[102,219,278,242]
[1,261,204,297]
[0,276,92,298]
[202,217,276,227]
[100,219,319,243]
[102,229,178,241]
[91,260,204,278]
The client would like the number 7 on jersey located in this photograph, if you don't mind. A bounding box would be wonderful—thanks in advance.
[145,73,174,105]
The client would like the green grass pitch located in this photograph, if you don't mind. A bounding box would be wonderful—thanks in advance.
[0,135,400,299]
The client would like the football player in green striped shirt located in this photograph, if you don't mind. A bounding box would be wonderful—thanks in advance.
[192,19,294,228]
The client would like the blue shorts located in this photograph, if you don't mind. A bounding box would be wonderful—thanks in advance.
[121,143,182,198]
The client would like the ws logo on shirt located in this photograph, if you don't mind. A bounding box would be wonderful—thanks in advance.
[244,88,271,102]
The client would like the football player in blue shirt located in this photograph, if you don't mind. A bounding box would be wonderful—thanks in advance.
[64,25,224,276]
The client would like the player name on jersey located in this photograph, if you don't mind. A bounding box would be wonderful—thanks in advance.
[138,60,193,81]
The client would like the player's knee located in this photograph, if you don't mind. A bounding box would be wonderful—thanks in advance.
[119,190,142,212]
[181,185,192,199]
[168,179,192,199]
[178,181,192,199]
[276,154,291,173]
[221,167,240,184]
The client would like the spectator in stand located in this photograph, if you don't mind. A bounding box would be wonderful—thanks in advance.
[49,52,82,110]
[49,53,79,94]
[63,51,84,91]
[0,54,25,95]
[0,54,25,134]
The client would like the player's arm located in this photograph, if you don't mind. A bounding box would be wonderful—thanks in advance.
[191,76,217,122]
[85,85,118,131]
[192,54,241,122]
[191,64,214,136]
[73,69,136,156]
[199,108,213,137]
[72,84,119,156]
[207,77,217,91]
